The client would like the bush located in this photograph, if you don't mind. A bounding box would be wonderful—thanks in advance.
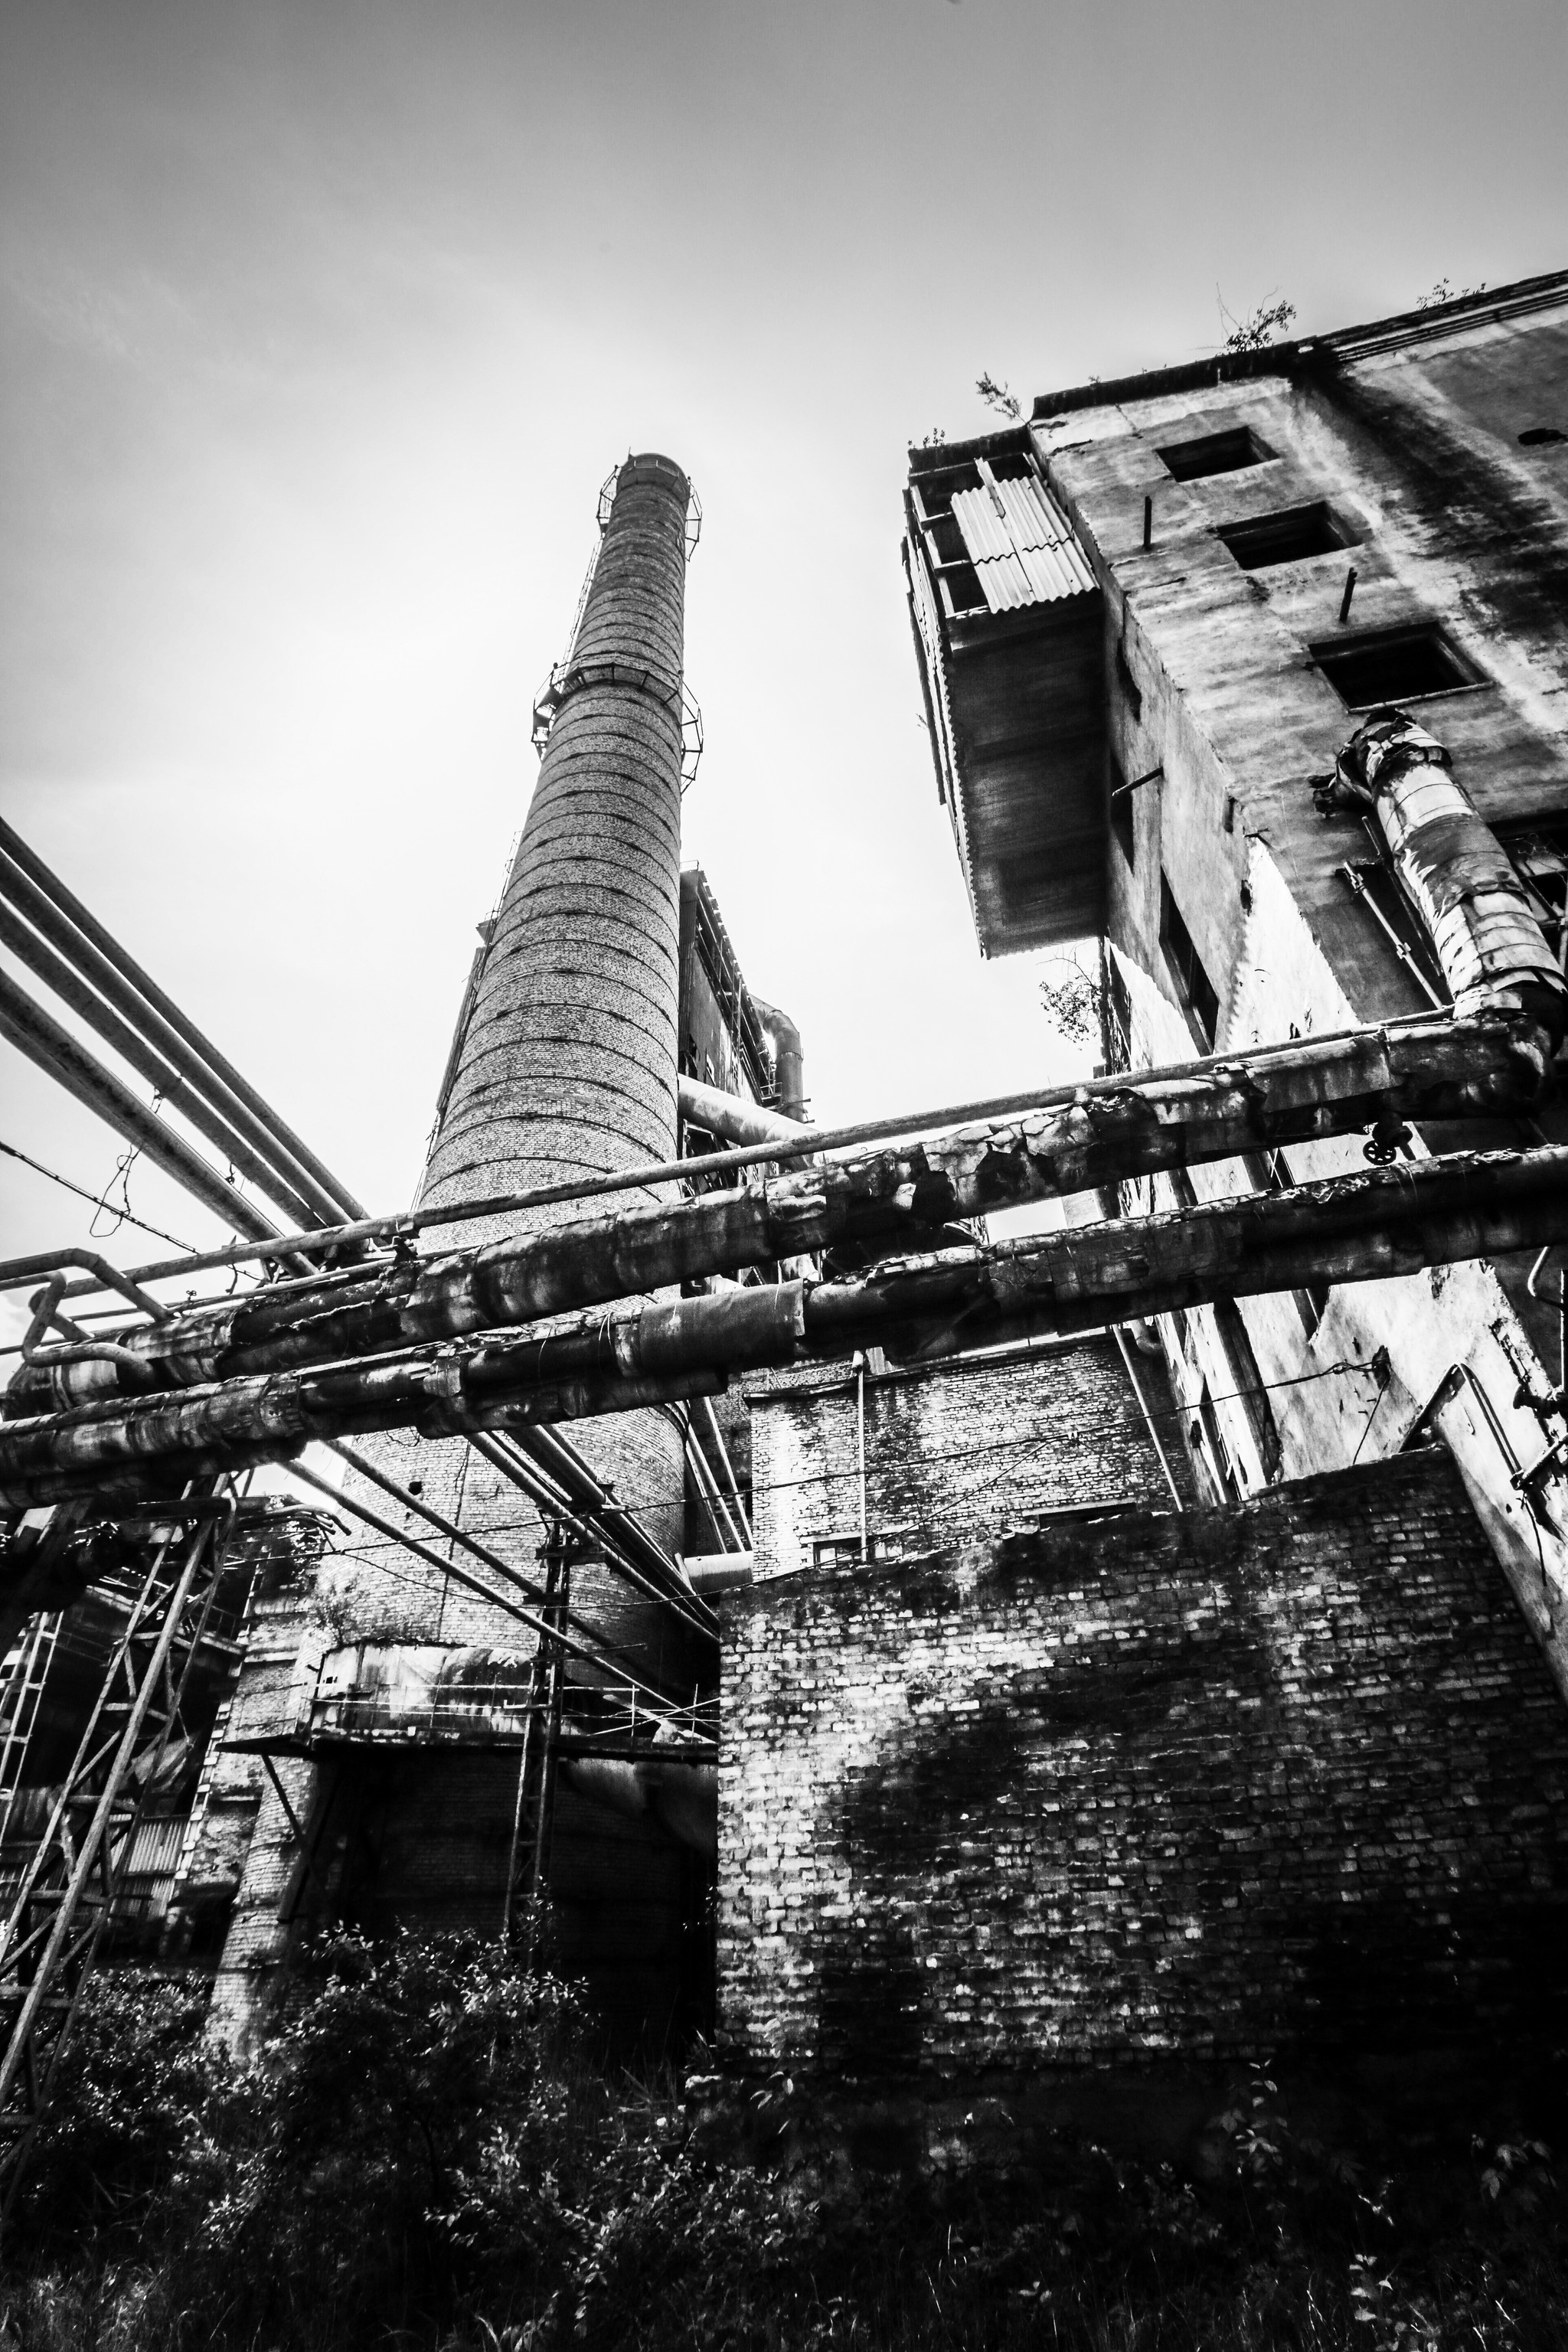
[2,1946,1566,2350]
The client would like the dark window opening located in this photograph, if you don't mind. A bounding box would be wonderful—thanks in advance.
[1192,1380,1241,1504]
[1160,876,1220,1050]
[1518,426,1566,447]
[1218,501,1355,570]
[1115,639,1143,720]
[986,451,1037,482]
[1157,425,1274,482]
[1243,1147,1331,1335]
[1109,756,1135,867]
[1312,624,1481,709]
[1212,1296,1283,1482]
[1103,952,1133,1074]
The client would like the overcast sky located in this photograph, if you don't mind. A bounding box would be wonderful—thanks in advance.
[3,0,1565,1329]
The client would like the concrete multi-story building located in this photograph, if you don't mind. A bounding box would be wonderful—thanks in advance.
[704,282,1568,2147]
[903,267,1568,1694]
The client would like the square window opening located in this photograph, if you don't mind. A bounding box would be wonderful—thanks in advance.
[1311,625,1481,710]
[1157,425,1274,482]
[1218,502,1356,570]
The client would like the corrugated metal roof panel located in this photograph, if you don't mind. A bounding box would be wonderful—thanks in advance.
[952,476,1096,614]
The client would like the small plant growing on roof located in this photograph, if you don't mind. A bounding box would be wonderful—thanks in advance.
[1217,290,1297,354]
[976,371,1021,420]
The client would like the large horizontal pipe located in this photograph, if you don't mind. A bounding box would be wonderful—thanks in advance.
[10,1010,1550,1416]
[678,1072,806,1148]
[0,969,283,1246]
[27,1005,1487,1300]
[0,902,324,1232]
[0,820,363,1224]
[4,1142,1565,1511]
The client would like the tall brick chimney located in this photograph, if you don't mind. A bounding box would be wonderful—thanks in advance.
[413,451,695,1656]
[210,460,701,2047]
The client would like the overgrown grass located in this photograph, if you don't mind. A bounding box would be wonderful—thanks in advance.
[1,1935,1563,2349]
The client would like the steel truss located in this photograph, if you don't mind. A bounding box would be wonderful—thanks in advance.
[0,1483,238,2201]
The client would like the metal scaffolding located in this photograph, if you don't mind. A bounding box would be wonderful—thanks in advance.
[0,1485,240,2200]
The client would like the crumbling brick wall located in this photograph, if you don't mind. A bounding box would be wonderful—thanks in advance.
[746,1334,1184,1583]
[718,1448,1568,2089]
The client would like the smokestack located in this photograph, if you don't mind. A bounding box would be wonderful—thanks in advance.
[208,457,702,2050]
[416,451,697,1651]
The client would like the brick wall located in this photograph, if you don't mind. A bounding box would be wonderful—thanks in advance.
[718,1445,1568,2091]
[746,1333,1184,1584]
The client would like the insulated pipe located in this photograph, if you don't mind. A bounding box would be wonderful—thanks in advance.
[0,903,325,1232]
[0,818,364,1223]
[678,1073,807,1148]
[0,970,282,1246]
[10,1011,1549,1416]
[5,1143,1567,1511]
[1331,710,1568,1040]
[30,1004,1541,1299]
[754,998,806,1122]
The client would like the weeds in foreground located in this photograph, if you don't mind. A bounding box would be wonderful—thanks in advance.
[0,1937,1563,2349]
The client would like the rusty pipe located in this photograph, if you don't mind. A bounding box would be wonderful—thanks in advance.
[8,1009,1550,1419]
[1333,710,1568,1040]
[5,1144,1567,1511]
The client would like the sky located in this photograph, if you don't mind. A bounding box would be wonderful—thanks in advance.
[2,0,1566,1341]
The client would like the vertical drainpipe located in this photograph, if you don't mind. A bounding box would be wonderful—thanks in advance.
[1332,710,1568,1042]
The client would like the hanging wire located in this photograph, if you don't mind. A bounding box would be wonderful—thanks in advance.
[0,1138,194,1254]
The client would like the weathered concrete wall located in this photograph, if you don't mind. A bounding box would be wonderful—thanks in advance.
[1027,294,1568,1694]
[718,1449,1568,2102]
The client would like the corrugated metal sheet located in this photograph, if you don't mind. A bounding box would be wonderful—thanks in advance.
[952,476,1096,612]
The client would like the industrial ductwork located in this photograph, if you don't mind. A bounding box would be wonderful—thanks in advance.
[678,1073,806,1149]
[1330,710,1568,1044]
[754,998,806,1122]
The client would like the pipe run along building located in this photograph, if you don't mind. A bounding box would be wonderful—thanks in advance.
[694,270,1568,2148]
[902,268,1568,1697]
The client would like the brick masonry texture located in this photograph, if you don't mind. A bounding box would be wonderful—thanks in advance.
[210,459,698,2043]
[746,1334,1182,1581]
[718,1440,1568,2091]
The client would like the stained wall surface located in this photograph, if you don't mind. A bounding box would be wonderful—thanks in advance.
[719,1449,1568,2096]
[746,1334,1185,1584]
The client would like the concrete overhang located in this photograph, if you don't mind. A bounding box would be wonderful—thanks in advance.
[904,430,1106,959]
